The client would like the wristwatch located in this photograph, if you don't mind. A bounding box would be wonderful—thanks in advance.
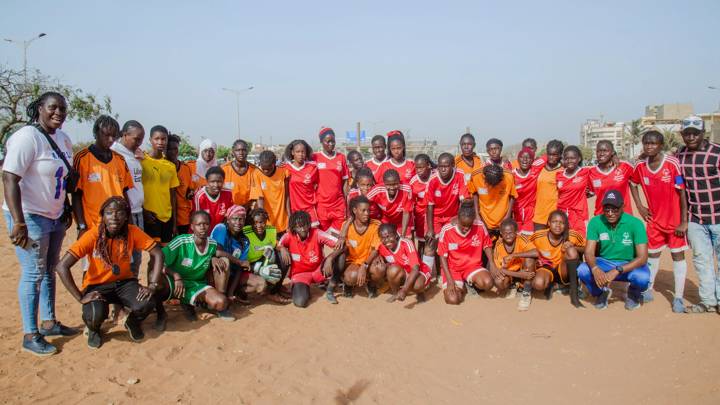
[615,265,624,274]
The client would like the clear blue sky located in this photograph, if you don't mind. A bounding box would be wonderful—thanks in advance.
[2,0,718,148]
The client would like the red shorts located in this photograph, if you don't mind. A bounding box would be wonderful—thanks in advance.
[318,200,345,234]
[514,206,535,235]
[414,212,427,241]
[294,205,320,227]
[433,215,453,235]
[290,268,326,286]
[441,265,486,288]
[386,217,413,238]
[647,221,689,254]
[566,211,587,235]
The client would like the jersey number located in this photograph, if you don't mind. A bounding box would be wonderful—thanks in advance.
[54,167,66,199]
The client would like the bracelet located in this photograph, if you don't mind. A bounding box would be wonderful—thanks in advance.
[14,223,26,228]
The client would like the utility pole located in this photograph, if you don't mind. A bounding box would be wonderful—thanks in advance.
[221,86,254,139]
[356,122,361,150]
[3,33,47,84]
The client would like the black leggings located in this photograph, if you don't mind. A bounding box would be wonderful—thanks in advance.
[82,279,155,332]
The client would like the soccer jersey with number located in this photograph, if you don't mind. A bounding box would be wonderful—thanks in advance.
[426,170,469,220]
[279,228,337,276]
[193,187,234,230]
[630,155,685,232]
[243,225,277,264]
[437,220,492,270]
[163,234,217,281]
[367,185,413,228]
[588,161,634,215]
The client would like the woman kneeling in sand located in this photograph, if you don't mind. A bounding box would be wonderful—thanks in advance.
[56,197,164,349]
[378,223,436,303]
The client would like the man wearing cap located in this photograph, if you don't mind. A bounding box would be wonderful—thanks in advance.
[577,190,650,310]
[675,115,720,313]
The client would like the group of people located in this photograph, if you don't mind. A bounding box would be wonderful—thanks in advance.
[4,91,720,357]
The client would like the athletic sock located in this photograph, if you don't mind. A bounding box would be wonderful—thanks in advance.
[566,259,583,308]
[647,256,661,289]
[673,260,687,299]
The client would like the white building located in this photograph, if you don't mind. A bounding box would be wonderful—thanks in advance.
[580,119,627,155]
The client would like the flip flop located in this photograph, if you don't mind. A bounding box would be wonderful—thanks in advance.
[267,293,291,305]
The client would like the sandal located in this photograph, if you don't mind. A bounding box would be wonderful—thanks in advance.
[267,293,291,305]
[684,303,716,314]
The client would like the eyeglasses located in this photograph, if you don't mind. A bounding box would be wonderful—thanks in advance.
[603,206,621,213]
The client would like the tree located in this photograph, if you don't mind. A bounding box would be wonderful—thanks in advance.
[0,65,114,147]
[623,119,644,158]
[216,145,232,160]
[662,129,684,153]
[173,133,197,159]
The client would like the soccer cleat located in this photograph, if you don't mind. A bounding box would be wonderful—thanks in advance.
[517,292,532,311]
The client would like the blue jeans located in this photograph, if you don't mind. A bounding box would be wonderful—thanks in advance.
[130,212,144,276]
[4,211,66,334]
[577,257,650,297]
[687,222,720,306]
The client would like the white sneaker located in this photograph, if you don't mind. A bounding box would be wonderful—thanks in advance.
[505,286,517,299]
[518,292,532,311]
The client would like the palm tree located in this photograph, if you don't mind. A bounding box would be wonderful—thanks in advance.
[623,119,643,158]
[662,129,683,153]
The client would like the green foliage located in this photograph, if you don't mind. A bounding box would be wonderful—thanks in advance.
[662,129,684,152]
[0,66,114,145]
[623,119,644,158]
[216,145,232,160]
[72,141,93,154]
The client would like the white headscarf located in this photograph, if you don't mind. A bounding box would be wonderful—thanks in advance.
[196,139,217,179]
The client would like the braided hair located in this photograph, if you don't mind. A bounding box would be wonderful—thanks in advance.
[94,197,131,269]
[482,163,505,186]
[288,210,311,235]
[92,115,120,139]
[26,92,66,123]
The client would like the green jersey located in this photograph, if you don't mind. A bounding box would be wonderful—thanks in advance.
[586,213,648,262]
[243,225,277,263]
[163,234,217,281]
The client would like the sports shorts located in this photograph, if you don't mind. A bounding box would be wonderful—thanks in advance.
[647,221,689,254]
[291,268,326,286]
[165,276,212,306]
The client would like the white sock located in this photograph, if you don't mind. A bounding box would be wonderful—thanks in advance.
[647,257,661,289]
[673,260,687,299]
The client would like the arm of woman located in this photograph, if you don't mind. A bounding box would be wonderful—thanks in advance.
[2,171,28,247]
[71,191,87,238]
[56,252,102,303]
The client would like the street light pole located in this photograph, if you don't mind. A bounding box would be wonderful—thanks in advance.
[4,33,47,83]
[221,86,254,139]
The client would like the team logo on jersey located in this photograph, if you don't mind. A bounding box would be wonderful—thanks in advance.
[478,187,488,195]
[572,176,583,184]
[304,174,312,184]
[622,232,632,246]
[88,172,101,182]
[470,234,481,247]
[599,233,610,241]
[592,179,602,188]
[385,255,395,263]
[181,258,193,267]
[224,182,234,189]
[405,169,412,178]
[661,168,671,183]
[336,162,343,171]
[452,183,459,195]
[613,169,625,182]
[557,181,563,188]
[318,162,327,169]
[308,249,320,263]
[400,255,410,266]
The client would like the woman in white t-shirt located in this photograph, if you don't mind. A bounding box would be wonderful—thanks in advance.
[2,92,79,357]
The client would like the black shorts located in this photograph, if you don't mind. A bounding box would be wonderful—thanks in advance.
[144,217,173,244]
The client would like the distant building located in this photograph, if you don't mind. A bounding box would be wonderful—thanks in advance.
[697,112,720,144]
[644,103,694,122]
[580,119,627,155]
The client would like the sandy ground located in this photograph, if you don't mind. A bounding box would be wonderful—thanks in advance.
[1,204,720,404]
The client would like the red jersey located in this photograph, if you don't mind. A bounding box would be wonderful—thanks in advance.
[192,187,234,230]
[366,184,413,227]
[378,159,416,184]
[426,170,469,220]
[378,238,430,275]
[279,228,337,276]
[630,155,685,232]
[347,188,381,220]
[589,161,634,215]
[312,151,349,209]
[437,220,492,270]
[285,161,319,213]
[485,158,513,172]
[557,167,590,216]
[366,158,387,184]
[512,168,539,222]
[409,173,432,217]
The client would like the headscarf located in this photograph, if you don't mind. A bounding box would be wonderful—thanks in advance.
[196,139,217,179]
[226,204,247,219]
[517,147,535,161]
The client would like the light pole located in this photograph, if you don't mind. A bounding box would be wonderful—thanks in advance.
[4,33,47,83]
[221,86,254,139]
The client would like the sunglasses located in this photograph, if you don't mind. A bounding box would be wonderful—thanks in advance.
[683,119,703,127]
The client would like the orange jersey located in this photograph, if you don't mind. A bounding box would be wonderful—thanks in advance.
[249,167,289,232]
[187,160,207,188]
[345,219,381,265]
[454,154,483,184]
[532,165,562,225]
[175,161,193,227]
[221,161,257,206]
[467,170,517,230]
[492,234,532,271]
[529,229,585,269]
[73,148,134,228]
[69,224,157,290]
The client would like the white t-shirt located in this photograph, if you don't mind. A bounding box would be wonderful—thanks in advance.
[2,125,73,219]
[111,141,144,213]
